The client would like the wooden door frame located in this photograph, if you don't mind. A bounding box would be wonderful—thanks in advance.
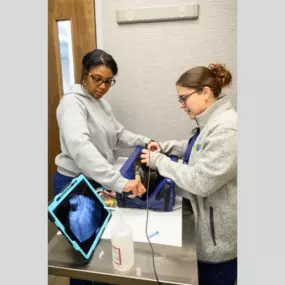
[48,0,97,201]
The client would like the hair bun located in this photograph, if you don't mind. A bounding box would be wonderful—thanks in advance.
[208,63,232,88]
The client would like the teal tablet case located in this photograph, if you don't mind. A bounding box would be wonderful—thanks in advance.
[48,174,112,261]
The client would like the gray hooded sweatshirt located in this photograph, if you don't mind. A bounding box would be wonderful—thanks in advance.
[55,84,151,193]
[149,96,237,263]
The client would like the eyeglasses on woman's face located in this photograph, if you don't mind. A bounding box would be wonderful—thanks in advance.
[177,88,203,105]
[88,72,116,88]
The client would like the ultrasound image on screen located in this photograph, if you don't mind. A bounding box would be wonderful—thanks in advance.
[53,180,108,255]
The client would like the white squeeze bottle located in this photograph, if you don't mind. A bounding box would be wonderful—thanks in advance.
[110,211,135,272]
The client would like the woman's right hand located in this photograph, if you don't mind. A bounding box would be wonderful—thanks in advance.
[122,180,146,198]
[147,141,161,153]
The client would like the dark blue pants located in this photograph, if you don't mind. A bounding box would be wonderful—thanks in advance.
[52,170,111,285]
[198,258,237,285]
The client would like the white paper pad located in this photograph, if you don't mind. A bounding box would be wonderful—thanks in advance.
[101,197,182,247]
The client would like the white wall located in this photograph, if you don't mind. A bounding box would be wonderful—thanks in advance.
[95,0,236,155]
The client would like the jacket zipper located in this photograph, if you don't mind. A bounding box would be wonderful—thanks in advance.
[209,206,216,246]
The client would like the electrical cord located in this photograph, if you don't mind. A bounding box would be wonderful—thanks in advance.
[172,206,182,211]
[145,150,161,285]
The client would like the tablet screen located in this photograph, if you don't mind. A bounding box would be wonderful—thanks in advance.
[53,180,109,255]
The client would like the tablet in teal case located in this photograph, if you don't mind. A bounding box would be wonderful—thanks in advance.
[48,174,112,261]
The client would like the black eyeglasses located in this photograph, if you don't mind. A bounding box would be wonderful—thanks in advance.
[177,88,203,105]
[88,72,116,87]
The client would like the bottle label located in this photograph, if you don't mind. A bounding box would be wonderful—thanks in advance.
[112,245,122,265]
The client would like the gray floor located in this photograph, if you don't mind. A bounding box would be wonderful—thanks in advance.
[48,275,69,285]
[48,221,70,285]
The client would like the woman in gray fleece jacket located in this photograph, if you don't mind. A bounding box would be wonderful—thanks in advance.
[141,64,237,285]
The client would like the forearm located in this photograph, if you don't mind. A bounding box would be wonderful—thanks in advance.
[118,129,151,148]
[159,140,188,158]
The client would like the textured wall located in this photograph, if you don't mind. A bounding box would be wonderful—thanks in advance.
[99,0,236,155]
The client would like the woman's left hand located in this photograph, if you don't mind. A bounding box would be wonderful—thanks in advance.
[140,148,151,166]
[147,141,161,153]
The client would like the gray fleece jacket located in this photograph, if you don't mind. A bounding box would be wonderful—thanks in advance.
[55,84,151,193]
[149,96,237,263]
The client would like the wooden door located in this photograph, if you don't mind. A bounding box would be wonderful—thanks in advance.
[48,0,97,201]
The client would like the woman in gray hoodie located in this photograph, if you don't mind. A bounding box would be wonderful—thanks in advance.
[141,64,237,285]
[53,49,155,285]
